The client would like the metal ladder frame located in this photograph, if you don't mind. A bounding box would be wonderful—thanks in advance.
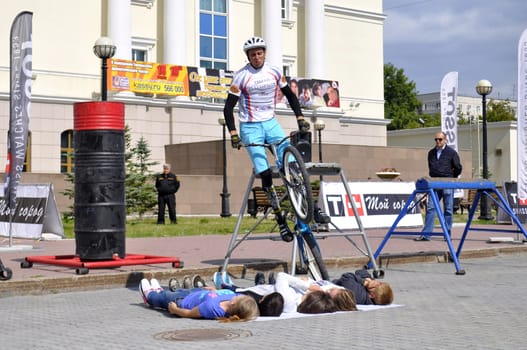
[221,162,382,277]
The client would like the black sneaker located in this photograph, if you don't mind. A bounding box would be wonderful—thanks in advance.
[314,208,331,224]
[192,275,207,288]
[268,271,276,285]
[279,223,294,242]
[254,272,266,285]
[168,277,181,292]
[275,211,294,242]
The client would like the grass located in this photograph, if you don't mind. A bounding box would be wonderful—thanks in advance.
[61,215,278,239]
[61,211,498,239]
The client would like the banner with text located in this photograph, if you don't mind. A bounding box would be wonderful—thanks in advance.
[517,29,527,203]
[318,181,422,230]
[440,71,459,151]
[5,11,33,215]
[109,59,234,98]
[108,59,341,106]
[0,184,63,239]
[499,182,527,224]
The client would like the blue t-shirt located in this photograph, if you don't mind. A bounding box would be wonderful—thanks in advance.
[181,289,238,319]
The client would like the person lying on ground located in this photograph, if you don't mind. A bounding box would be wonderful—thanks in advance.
[332,269,393,305]
[139,278,259,321]
[214,271,356,314]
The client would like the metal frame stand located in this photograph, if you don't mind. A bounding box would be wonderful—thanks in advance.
[370,178,527,275]
[22,254,184,275]
[221,162,382,277]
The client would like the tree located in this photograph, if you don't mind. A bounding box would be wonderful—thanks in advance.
[486,99,516,122]
[384,63,422,130]
[125,126,158,219]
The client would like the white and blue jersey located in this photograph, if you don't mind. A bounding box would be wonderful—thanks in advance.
[229,62,288,123]
[228,63,290,173]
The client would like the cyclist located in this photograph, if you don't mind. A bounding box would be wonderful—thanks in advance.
[223,36,310,242]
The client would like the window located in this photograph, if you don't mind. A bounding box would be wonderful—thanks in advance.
[283,54,296,77]
[132,37,156,63]
[132,49,147,62]
[24,132,31,172]
[281,0,295,28]
[61,130,74,173]
[281,0,290,19]
[199,0,227,70]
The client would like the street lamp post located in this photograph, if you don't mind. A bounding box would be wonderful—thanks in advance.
[218,117,231,217]
[476,79,493,220]
[93,37,116,101]
[314,119,326,182]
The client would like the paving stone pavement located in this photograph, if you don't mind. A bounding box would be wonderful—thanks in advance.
[1,252,527,349]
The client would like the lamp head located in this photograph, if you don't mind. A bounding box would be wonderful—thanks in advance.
[475,79,493,96]
[314,119,326,131]
[93,37,116,59]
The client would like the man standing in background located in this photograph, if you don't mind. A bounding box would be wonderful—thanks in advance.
[415,131,462,241]
[155,164,180,224]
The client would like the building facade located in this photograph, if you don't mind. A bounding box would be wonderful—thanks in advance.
[418,92,517,119]
[0,0,387,179]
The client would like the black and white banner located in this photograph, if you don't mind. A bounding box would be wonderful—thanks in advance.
[4,11,33,215]
[440,71,459,151]
[318,182,422,230]
[517,29,527,205]
[0,184,63,239]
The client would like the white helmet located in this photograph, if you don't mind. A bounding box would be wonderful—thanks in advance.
[243,36,266,53]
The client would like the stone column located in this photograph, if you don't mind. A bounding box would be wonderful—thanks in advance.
[164,0,186,65]
[261,1,283,69]
[108,0,132,60]
[305,0,325,78]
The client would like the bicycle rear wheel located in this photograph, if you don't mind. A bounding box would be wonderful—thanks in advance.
[301,232,329,280]
[282,145,313,223]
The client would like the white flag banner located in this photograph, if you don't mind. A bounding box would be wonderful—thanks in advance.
[440,71,459,151]
[4,11,33,216]
[518,29,527,203]
[440,71,463,197]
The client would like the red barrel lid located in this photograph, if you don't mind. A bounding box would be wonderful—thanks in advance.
[74,102,125,131]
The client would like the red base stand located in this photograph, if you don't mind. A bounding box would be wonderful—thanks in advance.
[21,254,184,275]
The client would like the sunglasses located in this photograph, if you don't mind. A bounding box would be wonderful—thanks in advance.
[434,138,443,141]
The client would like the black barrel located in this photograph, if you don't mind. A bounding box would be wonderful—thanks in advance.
[73,102,126,260]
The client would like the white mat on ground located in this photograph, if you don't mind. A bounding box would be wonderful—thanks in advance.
[255,304,403,321]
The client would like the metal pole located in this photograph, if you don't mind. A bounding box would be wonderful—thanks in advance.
[478,94,493,220]
[101,58,107,101]
[318,128,323,182]
[220,123,231,217]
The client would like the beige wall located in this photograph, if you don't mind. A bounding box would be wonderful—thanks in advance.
[17,141,471,216]
[388,122,517,185]
[165,141,473,215]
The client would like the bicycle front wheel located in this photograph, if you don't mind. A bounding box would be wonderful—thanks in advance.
[282,145,313,223]
[301,232,329,280]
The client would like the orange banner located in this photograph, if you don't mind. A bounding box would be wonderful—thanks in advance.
[108,59,233,98]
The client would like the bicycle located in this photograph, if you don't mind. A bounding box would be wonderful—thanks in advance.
[242,131,330,280]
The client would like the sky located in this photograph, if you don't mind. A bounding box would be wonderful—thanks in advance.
[383,0,527,99]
